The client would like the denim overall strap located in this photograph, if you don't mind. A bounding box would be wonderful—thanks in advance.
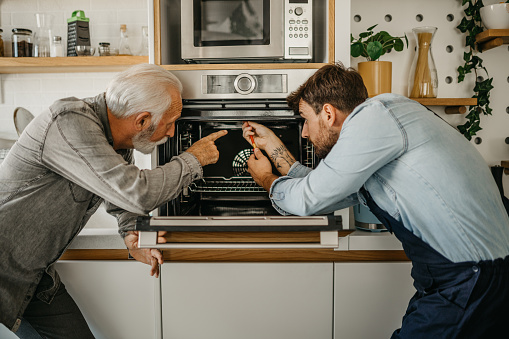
[360,188,509,339]
[360,188,451,265]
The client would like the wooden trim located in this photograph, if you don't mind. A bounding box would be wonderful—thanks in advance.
[328,0,335,63]
[160,63,328,71]
[0,56,148,74]
[165,231,354,243]
[161,249,409,262]
[411,98,477,106]
[153,0,162,65]
[60,248,409,262]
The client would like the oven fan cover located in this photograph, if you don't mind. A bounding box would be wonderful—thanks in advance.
[232,148,254,176]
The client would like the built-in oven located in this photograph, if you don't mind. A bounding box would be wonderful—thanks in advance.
[136,69,344,250]
[181,0,313,62]
[157,99,316,217]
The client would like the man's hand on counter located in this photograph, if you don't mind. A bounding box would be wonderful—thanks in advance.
[124,231,167,278]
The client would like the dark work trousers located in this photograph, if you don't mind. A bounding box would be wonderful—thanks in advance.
[15,273,95,339]
[362,188,509,339]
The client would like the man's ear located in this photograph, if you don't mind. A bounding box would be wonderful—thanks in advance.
[134,112,152,131]
[321,104,336,127]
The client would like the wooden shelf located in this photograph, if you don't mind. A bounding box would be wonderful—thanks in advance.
[0,56,148,73]
[160,63,329,71]
[475,29,509,52]
[410,97,477,113]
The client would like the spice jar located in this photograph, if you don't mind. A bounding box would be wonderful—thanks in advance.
[12,28,33,57]
[0,28,4,57]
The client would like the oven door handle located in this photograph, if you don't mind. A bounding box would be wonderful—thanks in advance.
[137,230,346,250]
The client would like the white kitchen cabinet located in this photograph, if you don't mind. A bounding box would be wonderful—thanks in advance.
[161,262,334,339]
[334,262,415,339]
[55,261,159,339]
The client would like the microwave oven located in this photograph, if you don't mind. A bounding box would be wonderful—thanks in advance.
[181,0,313,63]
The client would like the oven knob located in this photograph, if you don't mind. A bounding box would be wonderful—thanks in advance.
[294,7,304,16]
[234,73,256,95]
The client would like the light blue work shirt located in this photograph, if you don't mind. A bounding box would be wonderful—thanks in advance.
[270,94,509,263]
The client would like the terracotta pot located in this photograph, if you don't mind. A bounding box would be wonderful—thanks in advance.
[357,61,392,97]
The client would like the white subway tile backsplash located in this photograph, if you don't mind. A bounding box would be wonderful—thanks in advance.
[90,0,145,11]
[0,0,39,12]
[1,12,12,26]
[0,0,148,138]
[37,0,92,12]
[3,78,41,92]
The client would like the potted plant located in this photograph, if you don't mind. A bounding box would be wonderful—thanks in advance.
[351,24,408,97]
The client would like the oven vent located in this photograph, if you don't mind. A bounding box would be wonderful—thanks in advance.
[190,177,265,193]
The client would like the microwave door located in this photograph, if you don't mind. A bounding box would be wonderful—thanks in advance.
[181,0,284,61]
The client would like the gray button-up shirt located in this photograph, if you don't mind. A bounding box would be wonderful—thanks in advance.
[0,93,202,331]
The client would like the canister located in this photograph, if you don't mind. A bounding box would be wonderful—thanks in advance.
[12,28,33,57]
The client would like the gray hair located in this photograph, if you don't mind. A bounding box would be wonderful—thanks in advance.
[105,64,183,125]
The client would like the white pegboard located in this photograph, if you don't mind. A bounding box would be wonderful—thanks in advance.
[350,0,509,184]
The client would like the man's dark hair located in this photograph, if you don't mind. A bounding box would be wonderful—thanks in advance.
[287,62,368,115]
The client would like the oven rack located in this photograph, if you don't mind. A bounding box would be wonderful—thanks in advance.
[189,177,265,193]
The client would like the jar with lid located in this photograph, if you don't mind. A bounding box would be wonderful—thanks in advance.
[50,36,64,57]
[12,28,33,57]
[0,28,4,57]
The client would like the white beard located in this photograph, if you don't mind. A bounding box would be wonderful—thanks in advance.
[132,125,168,154]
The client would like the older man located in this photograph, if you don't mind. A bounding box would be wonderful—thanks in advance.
[243,63,509,338]
[0,63,227,338]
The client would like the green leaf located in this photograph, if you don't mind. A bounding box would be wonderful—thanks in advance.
[393,39,404,52]
[367,24,378,31]
[351,42,364,58]
[457,17,470,33]
[366,41,383,61]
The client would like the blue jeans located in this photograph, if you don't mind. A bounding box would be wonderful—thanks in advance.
[15,273,94,339]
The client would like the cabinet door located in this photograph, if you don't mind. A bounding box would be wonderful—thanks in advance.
[56,261,158,339]
[334,262,414,339]
[161,263,333,339]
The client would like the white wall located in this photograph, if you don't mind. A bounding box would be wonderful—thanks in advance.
[351,0,509,189]
[0,0,149,139]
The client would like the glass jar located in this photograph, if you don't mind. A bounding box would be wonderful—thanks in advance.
[50,36,64,57]
[0,28,4,57]
[12,28,33,57]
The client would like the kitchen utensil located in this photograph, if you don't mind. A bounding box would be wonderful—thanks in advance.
[67,10,90,56]
[480,3,509,30]
[353,203,386,232]
[98,46,119,56]
[75,45,95,56]
[13,107,34,136]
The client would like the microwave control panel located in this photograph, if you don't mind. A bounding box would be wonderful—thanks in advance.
[284,0,313,60]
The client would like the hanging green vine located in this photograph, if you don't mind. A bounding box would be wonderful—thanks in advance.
[456,0,494,140]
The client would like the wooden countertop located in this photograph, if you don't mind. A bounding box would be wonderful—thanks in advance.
[61,230,409,262]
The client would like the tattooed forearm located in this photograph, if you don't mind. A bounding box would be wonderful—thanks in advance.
[270,144,296,175]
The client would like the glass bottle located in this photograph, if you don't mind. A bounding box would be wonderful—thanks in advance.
[119,24,132,56]
[138,26,149,56]
[50,36,64,57]
[408,26,438,98]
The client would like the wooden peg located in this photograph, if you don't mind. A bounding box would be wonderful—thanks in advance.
[444,106,467,114]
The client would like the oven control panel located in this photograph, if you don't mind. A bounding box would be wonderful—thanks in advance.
[203,73,288,95]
